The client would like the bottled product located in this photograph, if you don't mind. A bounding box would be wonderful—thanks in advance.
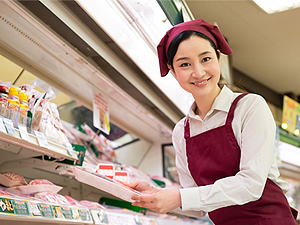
[19,92,28,116]
[7,87,20,111]
[0,84,9,94]
[19,92,29,126]
[0,84,9,116]
[0,93,8,115]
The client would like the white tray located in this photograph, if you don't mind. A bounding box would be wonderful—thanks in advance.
[0,174,22,187]
[72,166,141,202]
[7,184,63,195]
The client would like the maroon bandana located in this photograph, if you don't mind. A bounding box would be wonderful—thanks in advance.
[157,19,232,77]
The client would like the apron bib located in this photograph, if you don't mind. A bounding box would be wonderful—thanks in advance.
[185,93,297,225]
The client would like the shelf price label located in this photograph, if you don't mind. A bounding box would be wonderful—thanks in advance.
[91,209,109,224]
[12,199,30,216]
[28,202,41,216]
[62,207,74,220]
[52,205,64,219]
[0,197,14,215]
[37,203,54,218]
[79,208,91,221]
[0,117,7,134]
[72,208,81,220]
[3,118,17,136]
[18,124,30,141]
[34,130,49,148]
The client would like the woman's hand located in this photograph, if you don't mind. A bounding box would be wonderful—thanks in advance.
[127,180,181,214]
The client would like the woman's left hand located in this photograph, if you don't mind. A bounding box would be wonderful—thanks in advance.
[131,188,181,214]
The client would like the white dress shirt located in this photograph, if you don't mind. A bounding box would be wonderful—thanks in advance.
[172,85,289,217]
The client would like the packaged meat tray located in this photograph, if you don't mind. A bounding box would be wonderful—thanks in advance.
[7,179,62,195]
[72,166,141,202]
[0,172,27,187]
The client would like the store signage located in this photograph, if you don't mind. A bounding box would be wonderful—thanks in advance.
[282,95,300,136]
[93,88,110,135]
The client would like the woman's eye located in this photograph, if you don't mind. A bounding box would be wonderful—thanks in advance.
[202,57,211,63]
[180,62,190,67]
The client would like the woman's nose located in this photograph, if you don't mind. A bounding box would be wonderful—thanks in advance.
[192,64,206,77]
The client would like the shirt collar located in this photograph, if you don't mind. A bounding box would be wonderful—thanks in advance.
[187,85,234,118]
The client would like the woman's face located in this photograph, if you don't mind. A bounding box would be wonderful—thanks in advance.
[169,35,221,99]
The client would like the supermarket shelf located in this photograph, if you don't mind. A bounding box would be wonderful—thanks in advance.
[0,129,77,164]
[0,195,93,224]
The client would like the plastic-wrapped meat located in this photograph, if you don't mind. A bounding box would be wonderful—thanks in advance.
[29,179,53,185]
[34,192,69,205]
[1,172,27,186]
[80,200,105,209]
[64,196,82,206]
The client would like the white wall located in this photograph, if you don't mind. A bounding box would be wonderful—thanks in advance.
[115,139,172,177]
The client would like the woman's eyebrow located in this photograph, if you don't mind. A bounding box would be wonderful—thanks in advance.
[175,51,212,62]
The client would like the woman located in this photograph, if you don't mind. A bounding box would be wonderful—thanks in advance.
[128,19,298,224]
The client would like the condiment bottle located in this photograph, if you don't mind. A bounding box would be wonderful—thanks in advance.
[19,92,28,117]
[7,87,20,111]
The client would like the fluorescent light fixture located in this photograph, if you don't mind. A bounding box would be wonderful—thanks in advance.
[253,0,300,14]
[76,0,193,115]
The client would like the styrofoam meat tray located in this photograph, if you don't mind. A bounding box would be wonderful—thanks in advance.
[0,174,21,187]
[7,184,63,195]
[72,166,141,202]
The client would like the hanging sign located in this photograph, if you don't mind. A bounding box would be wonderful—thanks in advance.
[282,95,300,136]
[93,88,110,135]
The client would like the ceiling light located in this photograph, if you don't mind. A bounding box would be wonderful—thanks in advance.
[253,0,300,14]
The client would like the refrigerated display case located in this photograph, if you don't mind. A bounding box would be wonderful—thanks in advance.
[0,1,214,224]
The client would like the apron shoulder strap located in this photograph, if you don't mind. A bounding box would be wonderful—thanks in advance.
[184,116,190,139]
[225,93,249,125]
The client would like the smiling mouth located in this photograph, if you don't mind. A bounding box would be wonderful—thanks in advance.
[192,77,211,85]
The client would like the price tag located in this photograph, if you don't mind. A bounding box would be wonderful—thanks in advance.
[34,131,49,148]
[28,202,41,216]
[0,197,14,214]
[12,200,29,216]
[72,208,81,220]
[3,118,17,136]
[0,117,7,134]
[79,209,91,221]
[66,142,77,157]
[18,124,30,141]
[62,207,74,220]
[37,203,54,218]
[52,205,64,219]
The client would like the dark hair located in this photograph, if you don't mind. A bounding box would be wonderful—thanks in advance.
[167,30,220,70]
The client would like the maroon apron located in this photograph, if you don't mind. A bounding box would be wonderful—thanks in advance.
[185,93,298,225]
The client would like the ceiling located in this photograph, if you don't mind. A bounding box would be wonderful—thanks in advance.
[185,1,300,98]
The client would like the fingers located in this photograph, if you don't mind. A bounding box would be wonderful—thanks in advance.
[131,188,181,214]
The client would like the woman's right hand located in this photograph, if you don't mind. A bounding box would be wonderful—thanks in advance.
[126,179,159,195]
